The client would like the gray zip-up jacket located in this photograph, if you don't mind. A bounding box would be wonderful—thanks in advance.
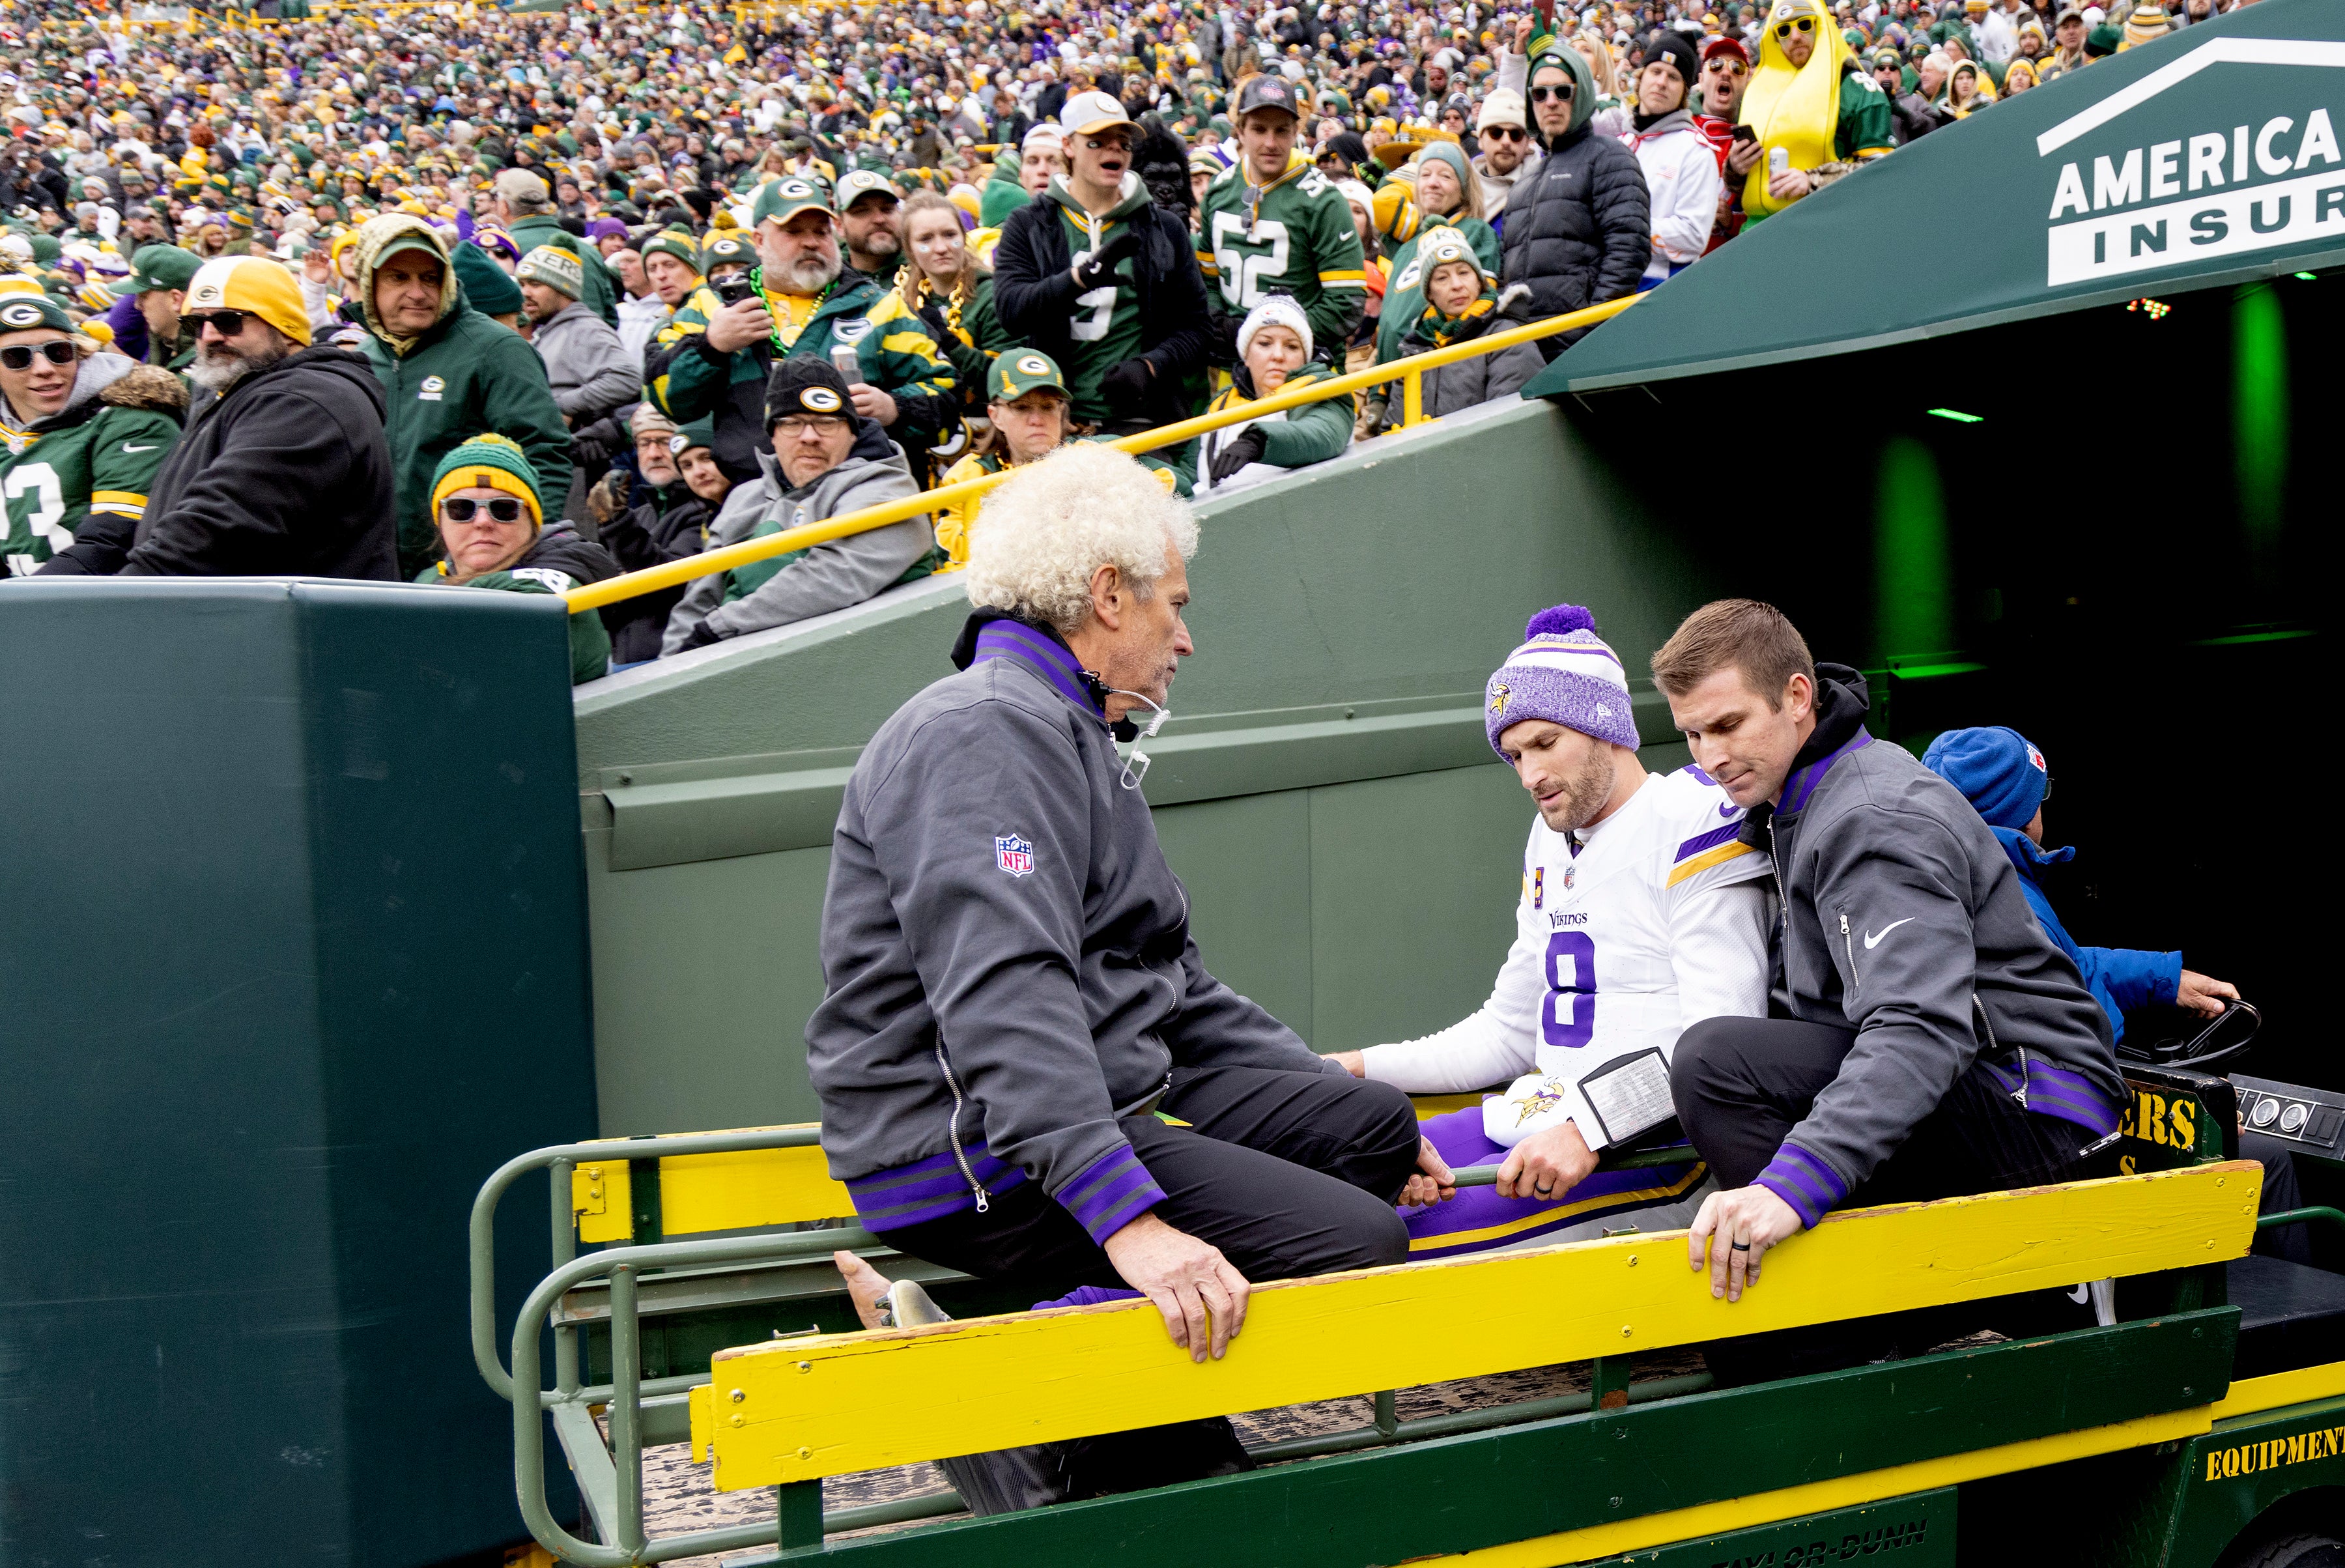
[807,612,1344,1242]
[1745,667,2124,1227]
[660,444,931,652]
[530,300,642,425]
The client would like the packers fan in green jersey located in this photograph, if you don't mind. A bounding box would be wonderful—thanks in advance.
[0,293,184,577]
[1197,74,1369,367]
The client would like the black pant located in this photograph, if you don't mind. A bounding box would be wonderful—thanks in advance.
[1672,1017,2112,1205]
[1670,1018,2112,1383]
[885,1062,1422,1303]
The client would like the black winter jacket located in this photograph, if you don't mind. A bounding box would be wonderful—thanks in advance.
[599,483,715,665]
[992,185,1212,430]
[44,345,398,580]
[1496,122,1651,361]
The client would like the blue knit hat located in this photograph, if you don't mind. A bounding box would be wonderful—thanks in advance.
[1922,726,2047,830]
[1483,605,1640,756]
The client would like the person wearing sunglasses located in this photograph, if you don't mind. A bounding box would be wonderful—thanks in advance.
[1471,89,1541,233]
[1736,0,1894,222]
[38,254,398,580]
[418,434,619,686]
[0,292,185,578]
[1692,36,1757,249]
[1493,36,1652,362]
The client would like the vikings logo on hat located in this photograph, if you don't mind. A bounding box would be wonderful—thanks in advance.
[1488,681,1509,713]
[0,300,43,328]
[994,833,1035,877]
[801,385,844,412]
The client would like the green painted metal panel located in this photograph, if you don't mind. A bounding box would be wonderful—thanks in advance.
[1582,1487,1954,1567]
[0,580,597,1566]
[730,1309,2232,1568]
[2164,1393,2345,1568]
[1306,765,1529,1051]
[1156,790,1317,1044]
[583,825,832,1133]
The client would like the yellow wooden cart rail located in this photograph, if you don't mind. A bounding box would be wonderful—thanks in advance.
[561,293,1641,615]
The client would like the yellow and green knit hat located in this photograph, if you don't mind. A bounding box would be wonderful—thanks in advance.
[429,433,543,528]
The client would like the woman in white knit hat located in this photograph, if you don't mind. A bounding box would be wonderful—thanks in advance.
[1194,292,1353,494]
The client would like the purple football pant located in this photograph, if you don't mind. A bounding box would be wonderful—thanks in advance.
[1399,1105,1713,1260]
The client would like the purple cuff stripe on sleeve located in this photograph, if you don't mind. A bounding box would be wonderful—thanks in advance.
[1059,1144,1167,1245]
[1755,1142,1846,1230]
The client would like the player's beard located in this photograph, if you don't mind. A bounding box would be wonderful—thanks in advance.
[1536,746,1616,834]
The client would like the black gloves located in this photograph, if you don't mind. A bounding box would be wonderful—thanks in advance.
[1098,356,1154,418]
[1206,310,1243,366]
[571,429,614,468]
[1208,426,1266,483]
[1073,228,1143,291]
[675,619,724,652]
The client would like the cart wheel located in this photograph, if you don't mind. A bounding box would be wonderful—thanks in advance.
[2235,1535,2345,1568]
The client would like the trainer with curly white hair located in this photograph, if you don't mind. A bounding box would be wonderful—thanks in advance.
[808,444,1451,1470]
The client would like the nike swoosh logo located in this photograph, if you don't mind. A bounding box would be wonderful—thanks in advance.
[1718,803,1738,818]
[121,443,156,452]
[1863,919,1916,950]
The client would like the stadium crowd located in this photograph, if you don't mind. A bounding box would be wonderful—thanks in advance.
[0,0,2239,676]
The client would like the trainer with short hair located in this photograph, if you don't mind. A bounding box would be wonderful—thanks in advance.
[808,442,1444,1373]
[1652,601,2124,1324]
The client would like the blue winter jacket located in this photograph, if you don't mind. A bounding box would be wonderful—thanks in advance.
[1993,827,2180,1042]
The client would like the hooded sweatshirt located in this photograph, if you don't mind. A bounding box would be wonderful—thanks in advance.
[1615,104,1723,279]
[353,214,575,578]
[659,441,934,652]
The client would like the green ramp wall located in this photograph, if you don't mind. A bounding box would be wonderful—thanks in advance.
[0,580,598,1567]
[575,398,1718,1137]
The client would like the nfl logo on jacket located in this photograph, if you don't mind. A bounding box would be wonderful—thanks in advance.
[994,834,1034,877]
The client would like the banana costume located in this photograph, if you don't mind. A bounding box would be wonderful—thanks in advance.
[1739,0,1846,220]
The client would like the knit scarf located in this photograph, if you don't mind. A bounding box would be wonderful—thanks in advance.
[1416,294,1494,347]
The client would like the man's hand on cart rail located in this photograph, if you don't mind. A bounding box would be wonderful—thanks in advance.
[1495,1122,1597,1203]
[1400,1137,1458,1208]
[1687,1185,1804,1302]
[1104,1211,1252,1363]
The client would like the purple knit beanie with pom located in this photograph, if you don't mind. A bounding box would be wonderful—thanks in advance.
[1483,605,1641,755]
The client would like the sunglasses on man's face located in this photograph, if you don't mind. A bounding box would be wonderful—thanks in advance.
[192,309,253,337]
[1528,82,1575,102]
[441,496,528,524]
[1776,16,1817,33]
[0,341,75,371]
[1483,124,1529,141]
[1707,58,1749,74]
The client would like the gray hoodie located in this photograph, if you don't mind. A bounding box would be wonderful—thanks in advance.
[660,443,931,651]
[1745,668,2125,1227]
[806,612,1344,1240]
[530,299,641,426]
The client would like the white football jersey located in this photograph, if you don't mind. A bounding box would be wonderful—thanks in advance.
[1362,766,1774,1148]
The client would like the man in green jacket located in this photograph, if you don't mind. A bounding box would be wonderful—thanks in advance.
[649,178,956,491]
[492,167,618,328]
[350,214,573,579]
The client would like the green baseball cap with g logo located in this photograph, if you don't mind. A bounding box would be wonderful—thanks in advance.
[751,175,832,228]
[988,349,1069,402]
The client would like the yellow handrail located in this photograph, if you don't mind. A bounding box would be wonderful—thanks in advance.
[561,291,1640,614]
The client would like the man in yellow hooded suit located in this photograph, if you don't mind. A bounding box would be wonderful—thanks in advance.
[1736,0,1894,223]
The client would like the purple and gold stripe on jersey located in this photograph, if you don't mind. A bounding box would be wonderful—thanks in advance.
[846,1141,1029,1232]
[1404,1107,1706,1258]
[1667,819,1759,887]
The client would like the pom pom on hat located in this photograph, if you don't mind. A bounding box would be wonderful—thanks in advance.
[1525,603,1595,638]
